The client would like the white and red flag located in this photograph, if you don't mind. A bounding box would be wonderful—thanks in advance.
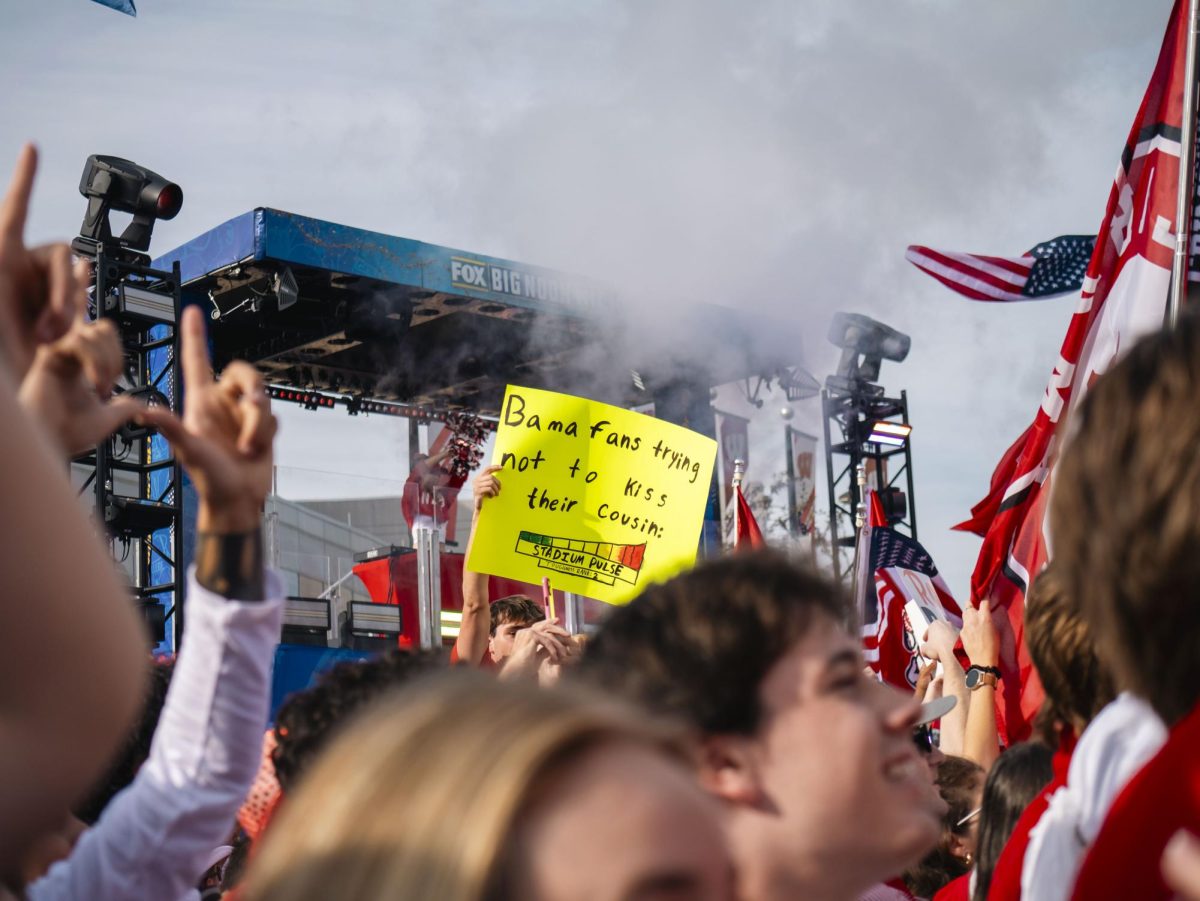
[858,491,963,690]
[965,0,1190,742]
[906,235,1096,302]
[787,427,818,536]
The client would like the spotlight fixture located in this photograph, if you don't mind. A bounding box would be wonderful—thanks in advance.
[828,313,911,385]
[274,266,299,312]
[282,597,332,647]
[347,601,403,637]
[74,155,182,254]
[867,420,912,447]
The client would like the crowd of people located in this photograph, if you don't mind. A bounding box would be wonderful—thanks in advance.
[5,136,1200,901]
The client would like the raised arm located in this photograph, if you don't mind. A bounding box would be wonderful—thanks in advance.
[920,619,969,756]
[30,306,284,901]
[455,465,501,666]
[0,145,146,867]
[960,600,1001,770]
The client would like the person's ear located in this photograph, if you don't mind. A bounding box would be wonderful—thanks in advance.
[697,734,765,807]
[947,830,971,863]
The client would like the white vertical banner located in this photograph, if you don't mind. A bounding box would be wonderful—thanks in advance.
[787,428,818,536]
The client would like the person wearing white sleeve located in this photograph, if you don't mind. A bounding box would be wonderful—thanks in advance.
[23,304,281,900]
[1020,692,1167,901]
[28,568,283,901]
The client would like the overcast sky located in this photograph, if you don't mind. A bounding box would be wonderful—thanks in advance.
[0,0,1177,597]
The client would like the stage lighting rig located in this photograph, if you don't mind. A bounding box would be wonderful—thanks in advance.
[827,313,910,386]
[68,153,187,647]
[71,154,182,259]
[820,312,917,582]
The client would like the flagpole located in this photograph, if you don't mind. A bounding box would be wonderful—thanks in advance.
[785,427,798,538]
[732,458,744,542]
[1169,0,1200,328]
[849,462,867,615]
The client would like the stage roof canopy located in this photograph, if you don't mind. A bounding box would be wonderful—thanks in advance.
[154,208,803,414]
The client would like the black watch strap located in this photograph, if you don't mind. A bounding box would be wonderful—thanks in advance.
[970,665,1002,677]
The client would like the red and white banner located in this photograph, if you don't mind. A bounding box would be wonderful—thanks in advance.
[787,427,818,536]
[966,0,1188,742]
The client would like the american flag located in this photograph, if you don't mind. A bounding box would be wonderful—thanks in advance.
[857,491,962,690]
[905,235,1096,302]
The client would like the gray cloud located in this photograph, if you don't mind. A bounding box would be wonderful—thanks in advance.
[0,0,1175,594]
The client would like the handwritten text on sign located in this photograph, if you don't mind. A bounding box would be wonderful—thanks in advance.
[467,386,717,605]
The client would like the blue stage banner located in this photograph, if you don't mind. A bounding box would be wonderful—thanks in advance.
[269,644,373,721]
[91,0,137,16]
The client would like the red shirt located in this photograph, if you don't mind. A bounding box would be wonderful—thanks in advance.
[1070,700,1200,900]
[448,642,497,670]
[934,872,971,901]
[988,732,1075,900]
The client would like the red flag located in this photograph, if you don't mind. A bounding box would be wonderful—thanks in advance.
[968,0,1188,743]
[734,484,765,549]
[858,490,964,690]
[953,424,1033,537]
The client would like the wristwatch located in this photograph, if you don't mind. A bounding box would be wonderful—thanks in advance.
[965,665,1001,691]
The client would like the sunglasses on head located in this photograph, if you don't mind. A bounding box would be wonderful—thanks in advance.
[912,724,936,755]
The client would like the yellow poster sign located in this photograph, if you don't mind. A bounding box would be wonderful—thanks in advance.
[467,385,718,605]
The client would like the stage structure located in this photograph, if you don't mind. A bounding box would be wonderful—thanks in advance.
[72,156,187,648]
[154,208,803,647]
[821,313,917,583]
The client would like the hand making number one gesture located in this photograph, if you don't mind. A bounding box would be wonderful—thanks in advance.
[0,144,82,379]
[139,306,278,535]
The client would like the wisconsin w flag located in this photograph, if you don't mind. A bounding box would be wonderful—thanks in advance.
[858,492,963,690]
[966,0,1188,742]
[906,235,1096,302]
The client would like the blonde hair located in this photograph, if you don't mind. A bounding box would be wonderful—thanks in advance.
[241,671,685,901]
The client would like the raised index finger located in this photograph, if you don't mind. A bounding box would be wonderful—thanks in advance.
[180,305,215,388]
[1,143,37,244]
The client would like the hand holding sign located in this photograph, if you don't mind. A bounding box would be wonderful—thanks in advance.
[468,385,717,604]
[473,464,502,511]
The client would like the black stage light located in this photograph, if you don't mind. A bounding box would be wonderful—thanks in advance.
[76,155,183,253]
[828,313,911,385]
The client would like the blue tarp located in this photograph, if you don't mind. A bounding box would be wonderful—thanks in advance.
[269,644,373,722]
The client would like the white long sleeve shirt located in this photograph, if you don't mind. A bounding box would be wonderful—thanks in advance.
[29,568,283,901]
[1021,692,1167,901]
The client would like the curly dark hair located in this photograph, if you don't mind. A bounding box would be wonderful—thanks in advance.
[75,658,176,825]
[575,550,849,735]
[1024,562,1115,739]
[272,650,444,793]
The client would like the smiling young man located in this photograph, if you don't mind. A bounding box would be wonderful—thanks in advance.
[577,550,943,901]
